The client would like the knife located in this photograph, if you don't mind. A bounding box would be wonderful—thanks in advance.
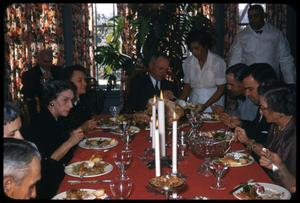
[229,179,254,194]
[68,179,112,184]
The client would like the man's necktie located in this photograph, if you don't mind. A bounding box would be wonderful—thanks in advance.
[155,80,160,95]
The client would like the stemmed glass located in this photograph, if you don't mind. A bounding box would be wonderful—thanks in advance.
[113,150,132,180]
[110,176,133,200]
[177,131,188,162]
[109,106,121,122]
[186,112,202,137]
[209,160,229,190]
[119,120,131,151]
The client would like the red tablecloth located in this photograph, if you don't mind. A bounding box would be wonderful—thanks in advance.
[57,122,272,199]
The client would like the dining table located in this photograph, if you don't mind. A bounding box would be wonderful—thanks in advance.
[56,116,273,200]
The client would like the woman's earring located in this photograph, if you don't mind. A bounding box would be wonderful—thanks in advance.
[50,103,54,107]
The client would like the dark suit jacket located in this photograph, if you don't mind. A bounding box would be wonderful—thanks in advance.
[124,72,180,112]
[21,65,63,100]
[21,65,63,120]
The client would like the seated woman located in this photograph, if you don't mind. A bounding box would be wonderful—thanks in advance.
[235,84,296,191]
[259,150,296,194]
[27,80,85,199]
[61,64,97,133]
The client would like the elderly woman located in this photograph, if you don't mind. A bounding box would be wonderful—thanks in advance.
[4,138,41,199]
[235,84,296,192]
[61,64,97,133]
[27,80,84,199]
[179,29,226,112]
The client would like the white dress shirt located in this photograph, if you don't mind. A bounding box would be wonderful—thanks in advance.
[182,50,226,112]
[228,22,296,84]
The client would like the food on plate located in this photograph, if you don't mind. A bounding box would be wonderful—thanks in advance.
[65,188,94,200]
[201,113,220,122]
[205,130,232,141]
[149,175,185,189]
[235,183,265,200]
[85,138,116,148]
[93,189,106,199]
[72,160,109,177]
[219,153,253,167]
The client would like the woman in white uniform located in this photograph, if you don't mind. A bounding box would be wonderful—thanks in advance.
[179,29,226,112]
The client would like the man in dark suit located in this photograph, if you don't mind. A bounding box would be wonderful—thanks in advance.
[124,54,180,112]
[21,48,62,121]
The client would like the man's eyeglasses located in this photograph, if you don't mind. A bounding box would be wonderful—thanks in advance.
[259,105,269,111]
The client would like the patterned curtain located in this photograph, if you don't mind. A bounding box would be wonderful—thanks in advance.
[266,4,287,35]
[223,4,238,63]
[5,3,64,101]
[71,4,95,78]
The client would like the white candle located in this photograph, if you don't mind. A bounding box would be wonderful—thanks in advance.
[152,96,156,149]
[150,119,153,147]
[158,91,166,157]
[154,129,161,177]
[172,112,177,174]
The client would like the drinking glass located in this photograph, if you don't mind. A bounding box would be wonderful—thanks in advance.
[177,131,188,161]
[119,120,131,150]
[109,106,120,120]
[209,160,229,190]
[110,176,133,200]
[113,150,132,180]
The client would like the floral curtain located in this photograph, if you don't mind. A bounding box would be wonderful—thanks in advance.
[223,4,238,63]
[5,3,64,101]
[266,4,287,35]
[71,4,95,78]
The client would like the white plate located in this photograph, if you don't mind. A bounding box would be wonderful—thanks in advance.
[65,161,113,178]
[201,113,221,123]
[97,124,117,130]
[52,189,108,200]
[233,182,291,200]
[79,137,118,150]
[219,152,254,167]
[111,126,141,135]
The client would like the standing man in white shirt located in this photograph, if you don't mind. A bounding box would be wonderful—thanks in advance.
[228,4,296,84]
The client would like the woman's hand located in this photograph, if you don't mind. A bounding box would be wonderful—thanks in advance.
[68,128,85,146]
[234,127,249,144]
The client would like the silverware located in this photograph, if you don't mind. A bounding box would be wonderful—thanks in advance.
[229,179,254,194]
[68,179,112,185]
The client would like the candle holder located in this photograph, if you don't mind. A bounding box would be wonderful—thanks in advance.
[146,156,172,169]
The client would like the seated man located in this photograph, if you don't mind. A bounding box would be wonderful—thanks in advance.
[4,102,23,139]
[3,138,41,199]
[213,63,258,123]
[21,48,63,121]
[124,53,180,112]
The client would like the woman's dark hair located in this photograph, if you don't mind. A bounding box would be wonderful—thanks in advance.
[62,64,87,81]
[186,29,212,50]
[226,63,248,82]
[4,102,20,125]
[41,80,76,106]
[258,83,296,116]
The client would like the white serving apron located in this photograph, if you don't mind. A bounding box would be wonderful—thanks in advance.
[189,87,224,112]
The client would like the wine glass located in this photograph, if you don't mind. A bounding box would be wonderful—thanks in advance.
[109,106,120,121]
[113,150,132,180]
[177,131,188,161]
[119,120,132,150]
[209,160,229,190]
[110,176,133,200]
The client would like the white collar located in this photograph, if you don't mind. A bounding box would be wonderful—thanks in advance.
[149,74,160,87]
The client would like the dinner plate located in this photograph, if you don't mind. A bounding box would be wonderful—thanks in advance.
[78,137,118,150]
[52,189,109,200]
[111,126,141,135]
[64,161,113,178]
[219,152,254,167]
[233,182,291,200]
[201,113,221,123]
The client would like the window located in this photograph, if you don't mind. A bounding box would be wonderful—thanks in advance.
[93,3,120,88]
[238,3,266,31]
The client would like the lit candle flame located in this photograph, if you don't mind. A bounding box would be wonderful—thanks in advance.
[160,90,163,99]
[173,112,176,120]
[153,95,156,103]
[156,119,159,128]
